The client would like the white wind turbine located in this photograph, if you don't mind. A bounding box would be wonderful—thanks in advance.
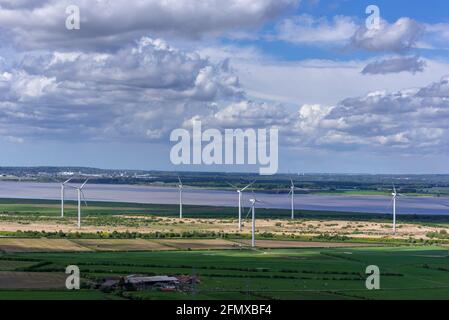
[227,181,255,231]
[288,179,309,220]
[392,186,397,234]
[60,177,73,218]
[67,179,89,229]
[390,185,406,234]
[246,195,265,248]
[178,176,183,219]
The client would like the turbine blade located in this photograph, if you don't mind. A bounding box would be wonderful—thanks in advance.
[241,180,256,192]
[244,207,252,219]
[81,190,88,207]
[290,178,294,188]
[386,198,393,212]
[226,182,238,189]
[434,200,449,208]
[63,177,73,184]
[178,176,182,186]
[80,179,89,189]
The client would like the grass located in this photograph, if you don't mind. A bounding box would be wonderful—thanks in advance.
[0,290,124,300]
[0,246,448,300]
[0,198,448,225]
[0,198,448,300]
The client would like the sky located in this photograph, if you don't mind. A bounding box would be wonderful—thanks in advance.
[0,0,449,174]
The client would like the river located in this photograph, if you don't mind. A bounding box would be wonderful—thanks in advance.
[0,181,448,215]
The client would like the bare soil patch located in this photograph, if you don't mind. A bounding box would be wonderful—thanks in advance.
[72,239,174,251]
[0,238,91,253]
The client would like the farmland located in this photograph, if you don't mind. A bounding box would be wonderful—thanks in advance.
[0,198,448,300]
[0,199,448,243]
[0,245,448,300]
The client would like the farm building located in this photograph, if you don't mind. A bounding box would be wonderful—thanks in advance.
[125,275,179,290]
[100,274,199,291]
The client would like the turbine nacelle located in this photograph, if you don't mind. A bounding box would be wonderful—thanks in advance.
[227,180,255,231]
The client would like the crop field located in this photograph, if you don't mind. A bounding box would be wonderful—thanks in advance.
[0,198,448,300]
[157,239,242,250]
[0,245,448,300]
[0,238,370,252]
[71,239,175,252]
[0,238,90,253]
[0,271,67,289]
[233,240,377,248]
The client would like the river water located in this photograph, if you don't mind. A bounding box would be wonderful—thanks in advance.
[0,181,448,216]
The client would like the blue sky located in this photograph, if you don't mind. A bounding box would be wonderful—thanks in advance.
[0,0,449,174]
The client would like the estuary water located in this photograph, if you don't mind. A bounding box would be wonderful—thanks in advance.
[0,181,448,216]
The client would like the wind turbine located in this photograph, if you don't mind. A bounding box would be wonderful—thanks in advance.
[246,196,264,248]
[68,179,89,229]
[390,185,406,234]
[288,179,309,220]
[60,177,73,218]
[392,186,397,234]
[227,181,255,231]
[178,176,183,219]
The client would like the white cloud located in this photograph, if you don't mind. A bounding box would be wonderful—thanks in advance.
[361,56,426,75]
[290,77,449,153]
[0,38,244,142]
[351,17,424,52]
[0,0,299,51]
[275,14,357,44]
[189,100,291,129]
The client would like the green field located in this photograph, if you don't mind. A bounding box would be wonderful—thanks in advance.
[0,198,448,300]
[0,198,448,224]
[0,246,448,300]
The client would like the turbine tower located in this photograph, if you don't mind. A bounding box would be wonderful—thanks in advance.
[249,198,256,247]
[68,179,89,229]
[290,180,294,219]
[60,177,73,218]
[390,185,406,234]
[228,181,254,231]
[392,185,397,234]
[178,176,183,219]
[288,178,308,220]
[248,197,263,248]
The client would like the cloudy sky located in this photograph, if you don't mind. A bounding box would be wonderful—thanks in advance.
[1,0,449,174]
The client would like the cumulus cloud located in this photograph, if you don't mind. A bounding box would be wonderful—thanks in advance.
[187,100,291,129]
[291,77,449,153]
[179,75,449,156]
[362,56,426,75]
[0,38,244,142]
[0,0,298,51]
[275,14,357,44]
[351,17,424,52]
